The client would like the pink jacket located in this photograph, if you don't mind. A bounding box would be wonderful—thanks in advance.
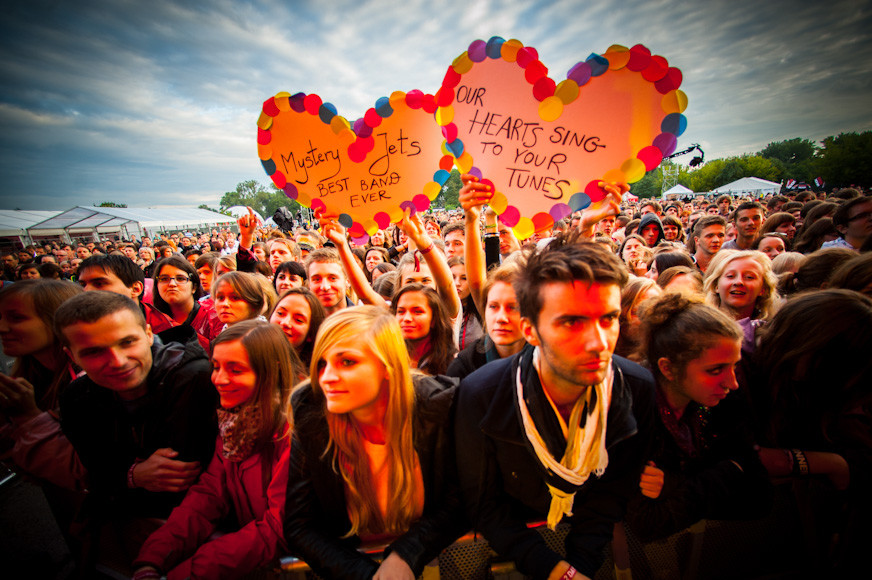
[134,431,290,579]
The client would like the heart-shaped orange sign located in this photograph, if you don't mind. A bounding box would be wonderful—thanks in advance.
[257,90,460,241]
[437,38,688,239]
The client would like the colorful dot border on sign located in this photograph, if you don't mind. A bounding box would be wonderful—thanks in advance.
[440,37,687,239]
[256,90,464,243]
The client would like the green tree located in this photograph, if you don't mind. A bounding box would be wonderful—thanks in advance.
[219,180,301,220]
[686,155,781,192]
[815,131,872,188]
[96,201,128,208]
[758,138,817,183]
[435,170,462,209]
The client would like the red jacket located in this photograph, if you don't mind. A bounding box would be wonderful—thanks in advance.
[134,430,290,579]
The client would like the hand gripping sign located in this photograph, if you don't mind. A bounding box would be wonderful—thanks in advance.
[257,90,462,244]
[438,37,688,239]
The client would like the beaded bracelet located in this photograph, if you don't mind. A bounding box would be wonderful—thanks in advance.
[127,459,141,489]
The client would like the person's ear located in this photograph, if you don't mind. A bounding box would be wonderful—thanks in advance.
[521,317,540,347]
[130,281,144,300]
[657,357,675,383]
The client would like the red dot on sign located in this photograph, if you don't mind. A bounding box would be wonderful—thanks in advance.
[637,146,663,171]
[406,90,424,109]
[271,171,287,188]
[480,179,495,194]
[304,94,322,115]
[347,141,365,163]
[348,223,365,236]
[439,155,454,171]
[642,55,669,82]
[262,97,280,117]
[311,199,326,214]
[655,68,683,94]
[257,128,271,145]
[435,87,453,107]
[413,195,430,212]
[443,66,461,90]
[422,94,437,114]
[516,47,536,68]
[442,124,457,142]
[500,206,520,228]
[532,77,556,101]
[364,108,382,128]
[359,136,375,154]
[374,212,391,229]
[525,61,548,85]
[584,180,607,202]
[532,212,554,233]
[626,44,652,72]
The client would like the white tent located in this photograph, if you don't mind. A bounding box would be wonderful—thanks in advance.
[662,184,693,197]
[0,210,62,246]
[712,177,781,197]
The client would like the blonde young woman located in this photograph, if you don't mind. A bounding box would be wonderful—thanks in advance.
[284,306,464,579]
[703,250,779,322]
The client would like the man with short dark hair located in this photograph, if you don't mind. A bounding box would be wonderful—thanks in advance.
[824,196,872,250]
[442,222,465,259]
[57,292,217,520]
[723,201,764,250]
[455,238,655,580]
[692,215,727,273]
[305,247,351,315]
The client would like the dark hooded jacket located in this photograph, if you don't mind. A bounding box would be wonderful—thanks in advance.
[638,213,665,247]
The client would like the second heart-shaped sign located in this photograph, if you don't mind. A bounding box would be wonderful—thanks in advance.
[437,37,688,239]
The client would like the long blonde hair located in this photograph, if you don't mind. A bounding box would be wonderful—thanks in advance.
[309,306,417,536]
[703,250,779,320]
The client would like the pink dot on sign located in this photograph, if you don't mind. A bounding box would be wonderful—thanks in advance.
[443,66,461,89]
[480,178,495,195]
[347,141,365,163]
[364,108,382,127]
[532,212,553,233]
[406,90,424,109]
[435,87,453,107]
[257,128,271,145]
[653,132,678,156]
[516,47,536,68]
[422,94,437,114]
[400,201,417,217]
[642,55,668,82]
[500,206,520,227]
[442,124,457,142]
[549,203,572,221]
[524,60,548,84]
[283,183,298,200]
[271,171,287,188]
[626,44,651,71]
[637,146,663,171]
[262,97,280,117]
[655,68,683,94]
[584,180,607,202]
[468,40,487,62]
[469,167,482,180]
[567,61,592,86]
[532,76,556,101]
[356,121,373,139]
[413,194,430,212]
[311,199,326,214]
[304,94,322,115]
[374,212,391,229]
[351,235,369,246]
[289,93,306,112]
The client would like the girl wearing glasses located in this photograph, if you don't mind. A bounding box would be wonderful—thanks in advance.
[153,256,221,350]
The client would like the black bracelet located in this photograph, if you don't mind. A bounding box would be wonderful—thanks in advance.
[791,449,809,476]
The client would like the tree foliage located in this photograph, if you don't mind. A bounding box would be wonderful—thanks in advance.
[815,132,872,188]
[96,201,128,207]
[219,180,301,220]
[758,138,817,183]
[435,170,462,209]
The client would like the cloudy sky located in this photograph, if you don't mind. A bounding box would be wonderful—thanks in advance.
[1,0,870,210]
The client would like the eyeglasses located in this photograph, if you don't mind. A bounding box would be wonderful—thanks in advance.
[157,275,191,285]
[848,211,872,222]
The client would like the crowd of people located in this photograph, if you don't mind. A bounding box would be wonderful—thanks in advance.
[1,181,870,579]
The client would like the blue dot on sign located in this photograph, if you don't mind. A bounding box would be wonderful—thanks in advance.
[261,158,276,176]
[375,96,393,118]
[568,192,592,211]
[433,169,450,185]
[338,214,353,228]
[447,139,464,157]
[661,113,687,137]
[319,103,337,124]
[586,54,609,77]
[486,36,505,58]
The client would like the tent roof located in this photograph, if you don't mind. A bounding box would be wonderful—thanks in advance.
[29,206,235,231]
[712,177,781,194]
[663,184,693,195]
[0,210,62,237]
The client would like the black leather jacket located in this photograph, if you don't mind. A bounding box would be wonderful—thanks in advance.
[454,348,656,579]
[284,374,465,579]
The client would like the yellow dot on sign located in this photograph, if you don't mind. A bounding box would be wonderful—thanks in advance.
[452,53,473,74]
[441,142,451,156]
[456,152,473,173]
[605,49,630,70]
[275,91,290,98]
[297,190,312,207]
[606,44,629,53]
[501,39,523,62]
[662,90,688,114]
[555,80,579,105]
[388,207,404,224]
[257,145,272,160]
[620,158,647,183]
[513,217,534,240]
[489,191,508,213]
[330,115,350,134]
[257,111,273,130]
[423,182,441,201]
[435,105,454,126]
[390,91,406,107]
[602,168,626,184]
[538,96,563,122]
[363,220,378,235]
[275,95,291,111]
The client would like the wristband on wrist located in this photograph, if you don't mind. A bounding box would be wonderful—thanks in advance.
[419,242,434,255]
[791,449,809,476]
[127,459,141,489]
[562,566,578,580]
[783,448,794,474]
